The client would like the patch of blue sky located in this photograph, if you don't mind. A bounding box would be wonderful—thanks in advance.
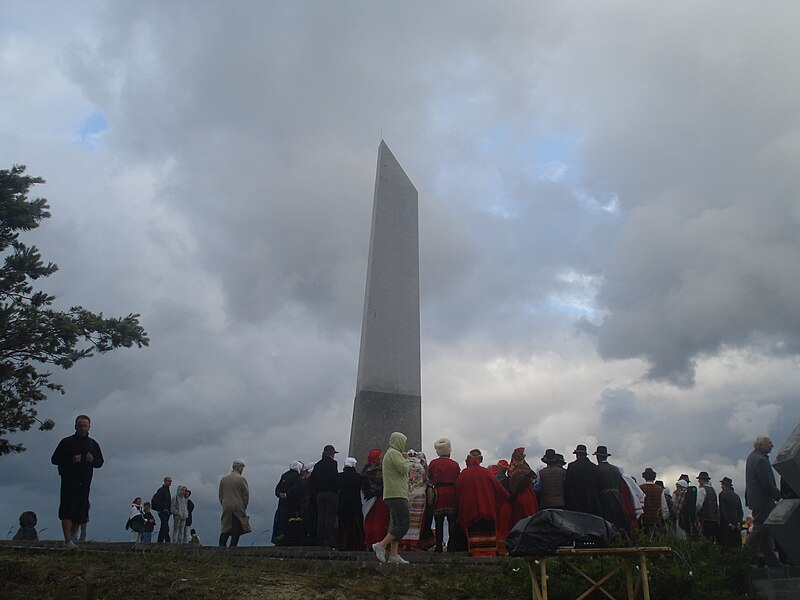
[478,127,511,157]
[574,188,621,216]
[0,6,25,34]
[544,270,608,324]
[76,110,109,150]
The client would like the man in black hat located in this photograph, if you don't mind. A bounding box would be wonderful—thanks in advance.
[640,468,669,534]
[594,446,631,536]
[718,477,743,551]
[310,444,340,547]
[538,449,566,509]
[695,471,719,543]
[564,444,600,516]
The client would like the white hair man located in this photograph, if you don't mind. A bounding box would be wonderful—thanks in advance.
[745,436,781,566]
[219,460,250,547]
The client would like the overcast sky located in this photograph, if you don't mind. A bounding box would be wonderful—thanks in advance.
[2,2,800,543]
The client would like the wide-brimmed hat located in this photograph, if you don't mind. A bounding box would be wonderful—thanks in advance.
[720,476,733,486]
[679,474,690,483]
[697,471,711,481]
[573,444,588,455]
[541,449,559,463]
[555,454,566,466]
[642,467,657,480]
[593,446,611,457]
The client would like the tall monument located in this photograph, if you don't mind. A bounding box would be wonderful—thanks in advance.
[349,141,421,464]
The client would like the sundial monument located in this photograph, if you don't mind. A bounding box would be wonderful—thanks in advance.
[348,141,422,465]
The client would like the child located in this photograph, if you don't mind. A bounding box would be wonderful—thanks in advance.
[141,502,157,544]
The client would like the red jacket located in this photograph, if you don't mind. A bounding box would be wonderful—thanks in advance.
[456,465,510,529]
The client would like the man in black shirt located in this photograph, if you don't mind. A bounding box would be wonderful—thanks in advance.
[310,444,340,547]
[151,476,173,543]
[50,415,104,547]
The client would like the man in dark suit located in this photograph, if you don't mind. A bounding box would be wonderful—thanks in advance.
[564,444,600,516]
[745,436,781,566]
[718,477,744,551]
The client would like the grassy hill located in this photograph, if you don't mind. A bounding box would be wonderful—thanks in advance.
[0,536,755,599]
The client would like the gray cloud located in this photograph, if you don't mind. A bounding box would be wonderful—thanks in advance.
[1,2,800,542]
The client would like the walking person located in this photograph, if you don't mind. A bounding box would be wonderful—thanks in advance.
[219,460,250,547]
[372,432,411,564]
[50,415,104,548]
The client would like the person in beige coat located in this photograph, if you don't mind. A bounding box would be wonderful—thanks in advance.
[219,460,250,547]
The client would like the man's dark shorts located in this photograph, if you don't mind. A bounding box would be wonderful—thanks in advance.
[59,478,90,524]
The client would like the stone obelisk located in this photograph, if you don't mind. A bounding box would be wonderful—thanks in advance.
[349,141,421,465]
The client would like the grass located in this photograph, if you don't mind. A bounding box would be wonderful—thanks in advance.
[0,545,529,600]
[0,534,758,600]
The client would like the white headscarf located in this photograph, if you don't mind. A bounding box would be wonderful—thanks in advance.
[290,461,303,473]
[345,457,357,468]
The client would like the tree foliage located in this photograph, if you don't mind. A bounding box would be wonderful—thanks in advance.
[0,165,149,455]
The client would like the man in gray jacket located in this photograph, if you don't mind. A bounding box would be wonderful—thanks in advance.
[745,436,782,566]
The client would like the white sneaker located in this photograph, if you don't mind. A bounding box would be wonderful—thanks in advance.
[388,554,409,564]
[64,540,78,550]
[372,542,386,563]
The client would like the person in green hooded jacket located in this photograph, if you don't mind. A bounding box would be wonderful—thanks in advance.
[372,431,411,564]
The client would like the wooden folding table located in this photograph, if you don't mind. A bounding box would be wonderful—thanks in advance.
[525,546,672,600]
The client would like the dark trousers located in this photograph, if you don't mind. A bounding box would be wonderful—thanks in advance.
[219,515,243,547]
[747,508,779,566]
[157,511,171,543]
[701,520,719,543]
[434,509,458,552]
[719,524,741,550]
[315,492,339,548]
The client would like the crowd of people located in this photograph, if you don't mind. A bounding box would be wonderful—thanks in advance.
[125,483,200,545]
[271,433,787,566]
[23,414,787,568]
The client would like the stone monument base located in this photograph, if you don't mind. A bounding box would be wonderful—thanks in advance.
[349,390,421,466]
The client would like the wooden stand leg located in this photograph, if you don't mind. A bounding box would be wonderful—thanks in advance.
[541,559,547,600]
[625,561,634,600]
[640,554,651,600]
[528,558,547,600]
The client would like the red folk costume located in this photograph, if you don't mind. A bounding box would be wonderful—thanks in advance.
[507,447,539,527]
[361,449,390,550]
[428,456,460,511]
[456,451,510,557]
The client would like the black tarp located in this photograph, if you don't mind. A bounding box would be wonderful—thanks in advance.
[505,508,621,557]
